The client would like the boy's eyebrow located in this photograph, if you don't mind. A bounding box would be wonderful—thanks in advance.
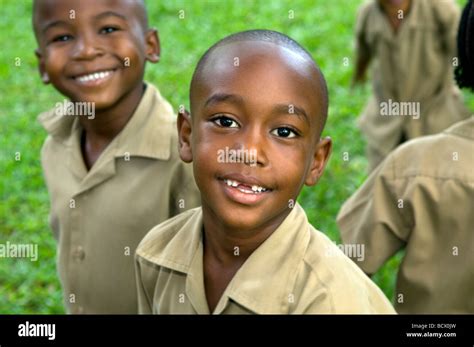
[271,104,310,125]
[40,11,127,35]
[42,20,69,34]
[94,11,128,22]
[204,93,310,124]
[204,93,244,108]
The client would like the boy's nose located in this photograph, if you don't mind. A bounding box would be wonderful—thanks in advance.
[237,127,269,167]
[71,34,103,60]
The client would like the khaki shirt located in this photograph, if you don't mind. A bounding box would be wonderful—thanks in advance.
[356,0,470,155]
[39,83,201,313]
[337,117,474,313]
[136,203,395,314]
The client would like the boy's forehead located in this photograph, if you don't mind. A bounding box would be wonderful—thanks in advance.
[34,0,147,31]
[193,40,328,129]
[34,0,143,14]
[206,41,315,78]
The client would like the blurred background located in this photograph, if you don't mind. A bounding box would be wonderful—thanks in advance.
[0,0,472,313]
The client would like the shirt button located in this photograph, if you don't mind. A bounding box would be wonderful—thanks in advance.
[73,246,85,261]
[77,306,84,314]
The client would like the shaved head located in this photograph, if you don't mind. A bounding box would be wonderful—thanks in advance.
[190,30,329,133]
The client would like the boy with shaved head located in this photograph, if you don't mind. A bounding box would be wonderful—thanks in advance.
[33,0,200,313]
[135,30,395,314]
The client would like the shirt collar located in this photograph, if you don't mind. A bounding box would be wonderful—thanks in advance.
[37,82,174,161]
[444,116,474,140]
[370,0,422,40]
[150,203,311,314]
[217,203,310,314]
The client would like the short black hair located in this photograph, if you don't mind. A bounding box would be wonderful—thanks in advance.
[190,29,329,132]
[455,0,474,91]
[32,0,149,41]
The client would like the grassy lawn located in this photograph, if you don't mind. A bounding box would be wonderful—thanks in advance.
[0,0,472,313]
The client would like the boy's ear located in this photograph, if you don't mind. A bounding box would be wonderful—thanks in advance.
[177,109,193,163]
[304,137,332,186]
[35,49,50,84]
[145,28,160,63]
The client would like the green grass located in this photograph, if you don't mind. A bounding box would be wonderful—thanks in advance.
[0,0,472,313]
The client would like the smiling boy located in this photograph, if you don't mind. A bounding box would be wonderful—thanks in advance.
[135,30,395,314]
[33,0,200,313]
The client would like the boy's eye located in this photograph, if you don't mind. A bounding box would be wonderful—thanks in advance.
[52,34,73,42]
[212,116,239,128]
[271,127,298,138]
[100,26,119,34]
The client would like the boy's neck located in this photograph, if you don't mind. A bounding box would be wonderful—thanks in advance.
[78,83,145,140]
[380,0,412,32]
[201,206,292,312]
[202,208,291,265]
[78,83,145,170]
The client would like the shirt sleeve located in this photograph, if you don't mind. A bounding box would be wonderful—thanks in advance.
[135,254,154,314]
[336,155,411,275]
[354,1,372,61]
[431,0,461,59]
[40,136,61,241]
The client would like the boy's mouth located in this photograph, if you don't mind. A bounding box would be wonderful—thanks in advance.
[72,69,116,86]
[218,175,272,205]
[223,179,268,194]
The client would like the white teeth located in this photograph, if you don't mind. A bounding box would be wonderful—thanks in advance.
[76,70,113,83]
[237,186,253,194]
[223,179,267,194]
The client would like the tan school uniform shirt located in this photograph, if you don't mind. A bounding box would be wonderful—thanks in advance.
[135,203,395,314]
[38,83,201,313]
[356,0,471,157]
[337,117,474,313]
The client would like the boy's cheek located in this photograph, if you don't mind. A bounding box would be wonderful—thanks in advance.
[195,144,221,166]
[194,129,225,151]
[271,144,305,164]
[113,38,146,60]
[43,50,68,71]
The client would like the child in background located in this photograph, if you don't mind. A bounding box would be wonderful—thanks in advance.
[353,0,471,171]
[338,0,474,313]
[33,0,200,313]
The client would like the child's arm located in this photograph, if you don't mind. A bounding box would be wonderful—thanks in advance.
[351,2,372,88]
[431,0,461,62]
[352,49,371,88]
[336,155,408,276]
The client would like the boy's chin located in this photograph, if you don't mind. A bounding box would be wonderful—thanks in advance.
[208,204,286,233]
[67,94,118,111]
